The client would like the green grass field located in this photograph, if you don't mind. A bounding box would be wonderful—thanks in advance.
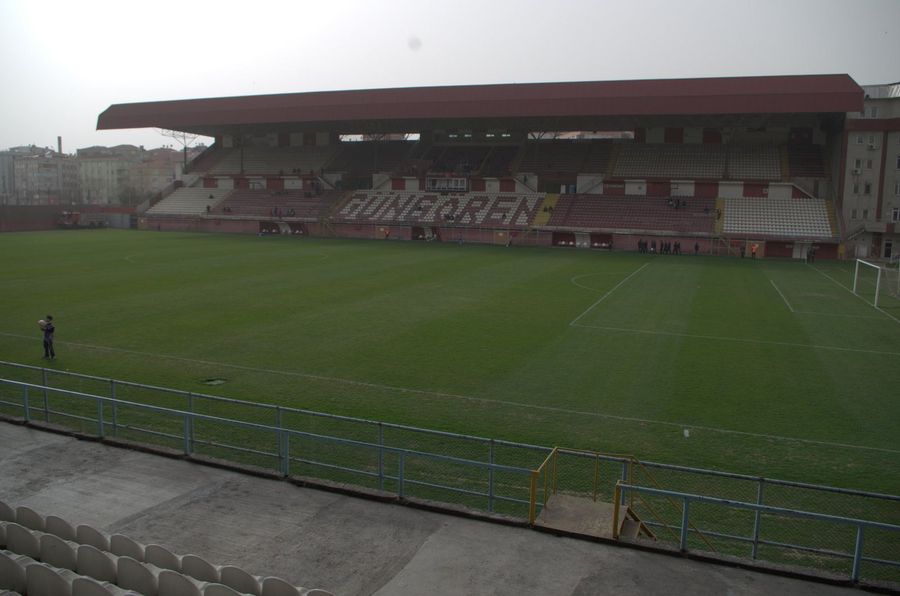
[1,229,899,496]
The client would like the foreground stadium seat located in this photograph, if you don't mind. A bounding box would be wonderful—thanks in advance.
[26,562,78,596]
[76,525,110,552]
[261,576,301,596]
[15,506,45,532]
[116,556,158,595]
[159,568,205,596]
[6,523,41,559]
[0,501,14,523]
[204,583,245,596]
[182,554,220,583]
[76,544,118,584]
[71,575,138,596]
[219,565,260,595]
[0,549,33,593]
[40,533,78,571]
[145,543,182,572]
[0,522,6,549]
[109,534,144,562]
[46,515,78,542]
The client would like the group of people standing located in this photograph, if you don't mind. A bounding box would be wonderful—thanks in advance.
[637,238,699,255]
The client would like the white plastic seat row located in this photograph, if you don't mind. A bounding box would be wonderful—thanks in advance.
[0,501,332,596]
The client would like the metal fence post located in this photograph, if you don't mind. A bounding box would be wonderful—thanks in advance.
[41,368,49,422]
[187,392,195,452]
[488,439,495,512]
[680,497,691,552]
[751,478,764,559]
[110,380,118,437]
[97,397,105,438]
[621,460,630,505]
[378,422,385,491]
[280,433,290,477]
[398,452,405,499]
[276,406,285,475]
[22,386,30,422]
[851,525,864,583]
[182,414,192,455]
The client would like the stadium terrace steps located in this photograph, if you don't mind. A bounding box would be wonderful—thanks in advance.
[214,189,335,219]
[518,140,612,175]
[546,195,716,234]
[208,146,337,176]
[722,197,834,238]
[322,141,413,176]
[787,145,827,178]
[611,144,781,181]
[0,500,332,596]
[146,188,231,216]
[334,191,544,228]
[531,194,559,227]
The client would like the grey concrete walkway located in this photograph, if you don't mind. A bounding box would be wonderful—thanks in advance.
[0,422,857,596]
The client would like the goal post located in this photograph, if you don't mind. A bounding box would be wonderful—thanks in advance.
[853,259,882,307]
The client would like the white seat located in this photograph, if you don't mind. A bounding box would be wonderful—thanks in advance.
[204,583,245,596]
[220,565,260,595]
[117,556,159,596]
[40,533,78,571]
[6,523,41,559]
[26,562,77,596]
[46,515,78,542]
[109,535,144,562]
[158,569,204,596]
[0,501,14,523]
[145,544,182,572]
[76,526,110,552]
[77,544,118,584]
[261,577,300,596]
[15,507,45,532]
[182,554,220,583]
[71,575,138,596]
[0,549,31,593]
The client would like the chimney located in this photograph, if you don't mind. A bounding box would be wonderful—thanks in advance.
[57,136,62,155]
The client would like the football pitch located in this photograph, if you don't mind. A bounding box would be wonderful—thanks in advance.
[1,229,898,495]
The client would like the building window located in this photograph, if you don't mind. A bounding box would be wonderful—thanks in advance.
[869,106,879,118]
[852,208,858,219]
[868,135,876,145]
[854,158,862,169]
[853,182,860,194]
[896,155,900,169]
[864,182,872,195]
[895,182,900,196]
[856,134,863,144]
[863,209,869,220]
[893,207,900,222]
[867,159,873,169]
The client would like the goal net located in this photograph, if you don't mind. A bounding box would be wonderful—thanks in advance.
[853,259,900,309]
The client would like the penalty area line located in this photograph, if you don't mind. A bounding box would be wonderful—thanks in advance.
[1,331,899,455]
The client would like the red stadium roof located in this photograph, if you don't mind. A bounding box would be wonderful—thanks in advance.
[97,74,863,135]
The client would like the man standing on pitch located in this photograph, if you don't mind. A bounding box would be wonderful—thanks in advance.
[41,315,56,359]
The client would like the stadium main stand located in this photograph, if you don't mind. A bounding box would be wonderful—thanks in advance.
[98,75,863,257]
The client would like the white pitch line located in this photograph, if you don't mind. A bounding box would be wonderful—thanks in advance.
[2,331,899,455]
[769,279,794,313]
[793,311,881,319]
[570,271,629,292]
[568,263,649,326]
[809,264,900,325]
[569,323,900,357]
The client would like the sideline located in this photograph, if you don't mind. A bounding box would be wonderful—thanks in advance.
[1,332,898,456]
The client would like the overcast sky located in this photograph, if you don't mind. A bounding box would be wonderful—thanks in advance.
[1,0,898,152]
